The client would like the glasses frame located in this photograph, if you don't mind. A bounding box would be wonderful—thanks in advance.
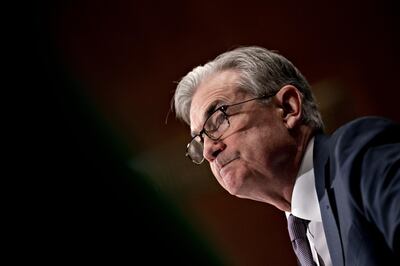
[186,92,276,164]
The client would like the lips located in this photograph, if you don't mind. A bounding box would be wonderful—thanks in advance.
[215,156,239,173]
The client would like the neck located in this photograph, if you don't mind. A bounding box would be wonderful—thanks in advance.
[281,124,314,212]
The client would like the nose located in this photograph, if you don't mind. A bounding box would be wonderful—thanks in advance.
[203,136,226,162]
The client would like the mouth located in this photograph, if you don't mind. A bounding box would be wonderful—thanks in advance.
[215,156,239,173]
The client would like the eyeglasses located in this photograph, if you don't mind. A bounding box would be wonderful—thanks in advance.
[186,93,276,164]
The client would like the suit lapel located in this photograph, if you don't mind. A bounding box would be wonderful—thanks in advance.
[313,134,345,266]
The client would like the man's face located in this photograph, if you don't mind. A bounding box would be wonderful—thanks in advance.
[189,70,298,208]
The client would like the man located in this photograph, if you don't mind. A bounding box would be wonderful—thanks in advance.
[172,46,399,265]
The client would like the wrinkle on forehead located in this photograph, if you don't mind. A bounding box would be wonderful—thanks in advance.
[189,70,242,134]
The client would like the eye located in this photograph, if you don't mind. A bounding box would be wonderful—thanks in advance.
[205,111,226,133]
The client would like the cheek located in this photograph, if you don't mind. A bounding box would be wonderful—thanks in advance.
[238,127,273,155]
[233,127,283,173]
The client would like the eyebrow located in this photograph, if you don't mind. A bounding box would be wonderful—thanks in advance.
[190,100,221,137]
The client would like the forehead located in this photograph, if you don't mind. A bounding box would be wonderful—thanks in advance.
[189,70,244,133]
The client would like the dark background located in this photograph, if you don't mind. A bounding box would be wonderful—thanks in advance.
[21,0,399,265]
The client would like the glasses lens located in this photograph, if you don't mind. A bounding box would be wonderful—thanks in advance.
[186,135,204,164]
[205,110,230,139]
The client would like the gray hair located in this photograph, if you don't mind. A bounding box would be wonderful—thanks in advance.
[173,46,323,130]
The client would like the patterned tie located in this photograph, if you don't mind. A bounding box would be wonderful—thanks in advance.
[287,214,316,266]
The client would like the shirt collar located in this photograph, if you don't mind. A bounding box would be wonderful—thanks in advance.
[286,137,322,222]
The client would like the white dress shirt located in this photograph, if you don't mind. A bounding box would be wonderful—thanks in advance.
[285,138,332,266]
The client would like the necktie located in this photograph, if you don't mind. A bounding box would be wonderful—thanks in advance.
[287,214,316,266]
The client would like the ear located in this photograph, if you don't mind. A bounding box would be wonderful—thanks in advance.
[274,85,302,129]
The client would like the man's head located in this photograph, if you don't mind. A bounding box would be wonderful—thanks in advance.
[173,46,322,211]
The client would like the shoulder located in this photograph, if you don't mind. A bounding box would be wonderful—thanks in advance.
[333,116,398,138]
[330,116,399,159]
[314,116,399,168]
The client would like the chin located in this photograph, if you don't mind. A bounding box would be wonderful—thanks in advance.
[221,169,244,196]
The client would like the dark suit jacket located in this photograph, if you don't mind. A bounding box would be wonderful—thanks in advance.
[313,117,400,266]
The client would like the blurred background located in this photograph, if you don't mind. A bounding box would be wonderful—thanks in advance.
[24,0,399,265]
